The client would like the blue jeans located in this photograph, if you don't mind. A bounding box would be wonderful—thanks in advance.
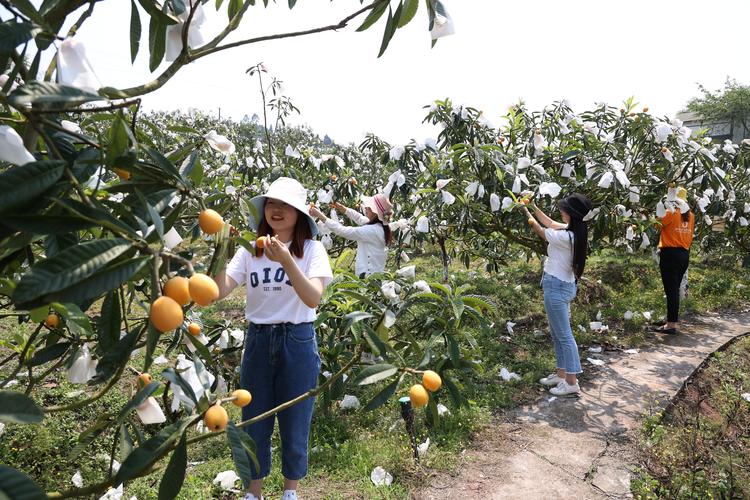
[240,322,321,480]
[542,272,582,374]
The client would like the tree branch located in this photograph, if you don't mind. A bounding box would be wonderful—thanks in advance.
[43,360,129,413]
[196,1,381,59]
[46,342,365,498]
[117,0,383,98]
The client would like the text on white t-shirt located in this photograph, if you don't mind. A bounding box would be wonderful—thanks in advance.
[225,239,333,324]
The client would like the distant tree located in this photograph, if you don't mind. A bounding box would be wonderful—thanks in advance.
[687,79,750,136]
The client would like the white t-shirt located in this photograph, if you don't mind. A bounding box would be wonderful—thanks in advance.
[544,228,575,283]
[225,239,333,324]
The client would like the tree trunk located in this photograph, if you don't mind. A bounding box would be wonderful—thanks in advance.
[438,236,449,283]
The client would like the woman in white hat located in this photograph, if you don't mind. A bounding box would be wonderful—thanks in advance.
[212,177,333,500]
[309,193,393,277]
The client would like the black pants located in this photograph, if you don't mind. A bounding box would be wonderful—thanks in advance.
[659,247,690,323]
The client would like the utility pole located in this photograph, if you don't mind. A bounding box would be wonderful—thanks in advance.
[218,107,221,119]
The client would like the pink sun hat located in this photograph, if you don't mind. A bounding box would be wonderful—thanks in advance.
[360,193,393,223]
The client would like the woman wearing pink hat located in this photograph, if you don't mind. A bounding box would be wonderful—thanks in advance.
[309,193,393,277]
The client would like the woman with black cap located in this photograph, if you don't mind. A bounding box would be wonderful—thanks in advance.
[521,192,593,396]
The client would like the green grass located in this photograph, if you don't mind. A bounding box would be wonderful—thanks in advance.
[632,335,750,499]
[1,251,749,498]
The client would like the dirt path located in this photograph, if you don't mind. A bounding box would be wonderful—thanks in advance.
[414,309,750,500]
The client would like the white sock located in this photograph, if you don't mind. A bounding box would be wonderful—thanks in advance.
[282,490,298,500]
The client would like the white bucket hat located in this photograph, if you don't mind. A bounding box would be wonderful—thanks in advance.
[248,177,318,237]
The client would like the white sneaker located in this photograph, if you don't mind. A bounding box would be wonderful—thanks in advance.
[539,373,564,386]
[549,380,580,396]
[282,491,298,500]
[243,494,262,500]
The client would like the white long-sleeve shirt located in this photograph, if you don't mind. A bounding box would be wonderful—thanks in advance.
[325,208,387,276]
[344,208,370,226]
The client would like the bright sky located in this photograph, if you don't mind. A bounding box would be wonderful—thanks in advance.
[13,1,750,145]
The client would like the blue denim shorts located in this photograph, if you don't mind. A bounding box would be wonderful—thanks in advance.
[240,322,321,480]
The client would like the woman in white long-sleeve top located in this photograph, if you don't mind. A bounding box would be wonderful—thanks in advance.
[309,194,393,277]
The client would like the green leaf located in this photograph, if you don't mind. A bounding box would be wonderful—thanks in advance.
[114,419,189,486]
[119,424,134,462]
[8,0,47,27]
[166,141,198,164]
[29,306,48,324]
[137,0,180,24]
[364,324,389,358]
[183,331,214,364]
[52,198,139,237]
[158,432,187,500]
[0,391,43,424]
[91,325,143,385]
[451,297,465,325]
[187,156,203,184]
[143,323,161,373]
[166,124,200,135]
[51,257,149,308]
[2,214,96,234]
[462,295,496,314]
[193,357,212,393]
[50,303,92,337]
[426,393,439,427]
[170,0,187,15]
[0,160,65,214]
[106,115,130,167]
[28,341,70,367]
[70,412,115,460]
[130,0,142,63]
[13,239,133,306]
[144,146,184,183]
[356,0,388,31]
[343,311,374,331]
[0,465,46,500]
[226,422,254,488]
[71,382,159,459]
[447,333,460,368]
[97,290,122,354]
[235,427,260,470]
[161,368,198,405]
[148,16,167,72]
[115,381,161,423]
[0,21,39,57]
[8,81,101,107]
[442,373,466,407]
[146,202,164,239]
[228,0,243,18]
[363,376,401,411]
[353,363,397,385]
[377,6,397,58]
[398,0,418,28]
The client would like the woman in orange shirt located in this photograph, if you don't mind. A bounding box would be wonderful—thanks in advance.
[653,187,694,334]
